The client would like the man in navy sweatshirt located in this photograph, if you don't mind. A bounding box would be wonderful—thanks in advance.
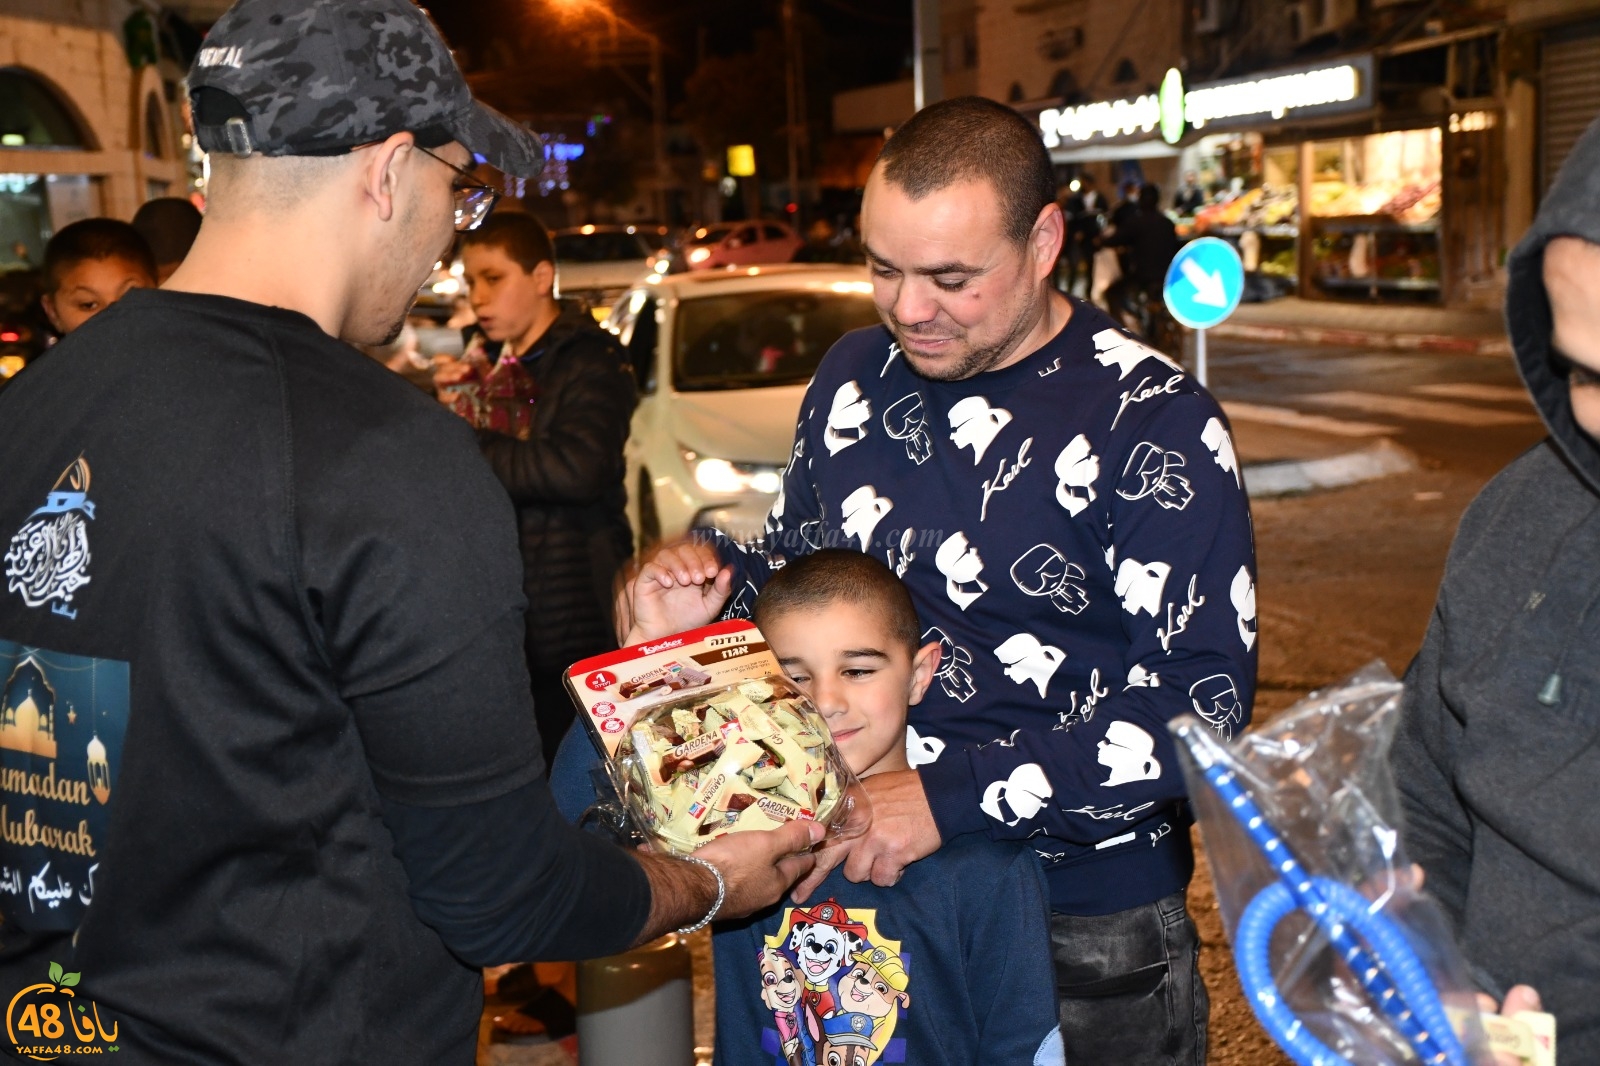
[625,96,1258,1064]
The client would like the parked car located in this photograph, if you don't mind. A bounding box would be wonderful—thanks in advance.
[605,264,881,548]
[553,224,672,317]
[682,220,804,271]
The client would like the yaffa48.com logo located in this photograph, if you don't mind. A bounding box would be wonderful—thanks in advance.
[6,961,119,1059]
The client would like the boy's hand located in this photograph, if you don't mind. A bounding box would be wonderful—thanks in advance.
[619,539,733,644]
[1476,986,1545,1066]
[791,770,941,901]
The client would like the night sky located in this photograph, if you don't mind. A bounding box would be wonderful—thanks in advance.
[420,0,911,117]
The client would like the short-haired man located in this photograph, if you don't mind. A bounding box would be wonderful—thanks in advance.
[1393,116,1600,1062]
[0,0,816,1060]
[626,95,1257,1063]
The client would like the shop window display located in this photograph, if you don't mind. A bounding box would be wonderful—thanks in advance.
[1191,134,1299,292]
[1308,128,1442,300]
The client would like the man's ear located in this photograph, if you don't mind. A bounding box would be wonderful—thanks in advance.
[907,641,942,706]
[40,293,64,334]
[1030,201,1065,281]
[533,258,556,298]
[362,132,417,223]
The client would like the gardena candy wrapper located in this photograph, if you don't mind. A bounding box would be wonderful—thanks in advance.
[566,621,869,856]
[1170,664,1505,1066]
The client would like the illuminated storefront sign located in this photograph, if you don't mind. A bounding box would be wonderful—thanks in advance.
[1037,56,1373,149]
[1039,95,1160,148]
[1184,57,1371,128]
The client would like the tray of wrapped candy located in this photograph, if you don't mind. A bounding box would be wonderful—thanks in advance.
[610,675,863,854]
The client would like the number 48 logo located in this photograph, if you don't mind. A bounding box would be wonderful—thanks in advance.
[5,960,120,1058]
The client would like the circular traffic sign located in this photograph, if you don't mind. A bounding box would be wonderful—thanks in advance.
[1163,236,1245,331]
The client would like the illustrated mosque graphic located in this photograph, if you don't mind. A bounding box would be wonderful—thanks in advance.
[1,657,59,759]
[0,656,113,805]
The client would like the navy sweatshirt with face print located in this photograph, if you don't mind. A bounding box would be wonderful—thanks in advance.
[710,299,1258,916]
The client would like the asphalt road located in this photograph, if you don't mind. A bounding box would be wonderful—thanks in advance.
[1193,338,1548,1066]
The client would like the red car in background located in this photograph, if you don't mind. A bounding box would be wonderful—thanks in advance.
[683,220,803,271]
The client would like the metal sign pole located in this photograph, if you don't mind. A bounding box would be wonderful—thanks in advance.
[1196,327,1208,388]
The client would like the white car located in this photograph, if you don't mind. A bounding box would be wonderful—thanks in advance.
[552,224,671,317]
[605,265,882,549]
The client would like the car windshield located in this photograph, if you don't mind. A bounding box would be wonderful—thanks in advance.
[553,231,653,263]
[673,288,881,392]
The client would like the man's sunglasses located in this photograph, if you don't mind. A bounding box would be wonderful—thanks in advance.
[415,145,500,232]
[1552,346,1600,388]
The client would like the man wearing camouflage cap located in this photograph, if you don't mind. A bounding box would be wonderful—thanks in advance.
[0,0,817,1060]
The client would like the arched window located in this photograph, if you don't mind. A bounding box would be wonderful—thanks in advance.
[0,69,90,149]
[1113,58,1140,84]
[143,92,166,159]
[1007,82,1026,103]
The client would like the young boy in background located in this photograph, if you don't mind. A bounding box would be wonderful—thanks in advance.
[707,550,1063,1066]
[41,218,157,336]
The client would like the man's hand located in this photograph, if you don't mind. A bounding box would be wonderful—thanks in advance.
[1476,985,1545,1066]
[842,770,942,886]
[619,538,733,644]
[633,820,822,944]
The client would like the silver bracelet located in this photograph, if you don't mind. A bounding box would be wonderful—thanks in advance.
[675,855,726,935]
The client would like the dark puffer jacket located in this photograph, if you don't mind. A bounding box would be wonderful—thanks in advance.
[473,306,637,676]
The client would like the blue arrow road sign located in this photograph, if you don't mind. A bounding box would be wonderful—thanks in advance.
[1163,236,1245,331]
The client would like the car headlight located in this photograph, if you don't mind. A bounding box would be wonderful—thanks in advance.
[681,448,783,495]
[687,246,711,264]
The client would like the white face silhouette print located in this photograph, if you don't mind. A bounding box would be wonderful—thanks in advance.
[1093,327,1184,379]
[923,626,977,702]
[935,532,989,611]
[1098,721,1162,786]
[1114,558,1172,617]
[1189,674,1244,739]
[1201,417,1241,488]
[906,724,945,767]
[840,486,893,549]
[1011,544,1090,615]
[1116,442,1195,511]
[948,396,1013,465]
[824,380,872,456]
[768,438,805,525]
[994,633,1066,698]
[1231,565,1257,650]
[883,392,934,465]
[1054,434,1100,516]
[980,762,1053,825]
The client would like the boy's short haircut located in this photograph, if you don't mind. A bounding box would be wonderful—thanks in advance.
[43,218,157,292]
[753,550,921,652]
[461,211,555,272]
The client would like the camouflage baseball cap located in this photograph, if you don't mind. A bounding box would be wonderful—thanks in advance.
[189,0,543,178]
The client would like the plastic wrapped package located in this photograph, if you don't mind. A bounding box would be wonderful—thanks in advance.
[608,674,869,856]
[1170,663,1496,1066]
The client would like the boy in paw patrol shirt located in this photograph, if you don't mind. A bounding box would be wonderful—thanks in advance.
[709,551,1062,1065]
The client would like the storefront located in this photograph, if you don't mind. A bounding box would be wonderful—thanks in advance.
[1027,51,1506,307]
[0,11,194,271]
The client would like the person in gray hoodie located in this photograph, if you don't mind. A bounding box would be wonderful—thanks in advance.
[1393,114,1600,1061]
